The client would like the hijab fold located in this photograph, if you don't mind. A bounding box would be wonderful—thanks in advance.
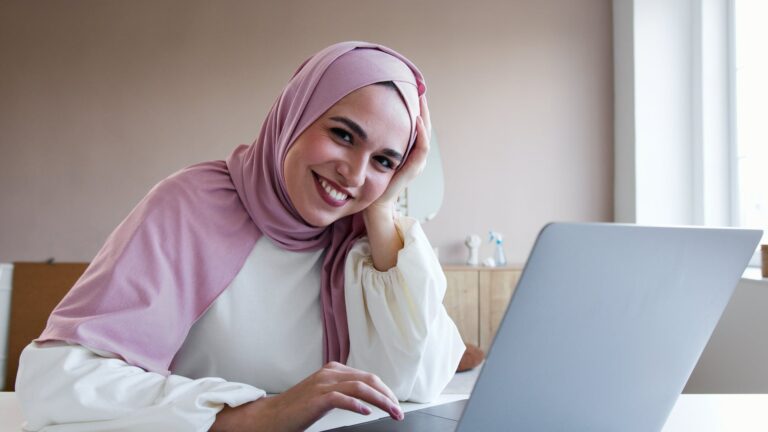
[37,41,425,374]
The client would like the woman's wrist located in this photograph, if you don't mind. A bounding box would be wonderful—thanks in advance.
[363,201,402,271]
[363,201,395,225]
[210,397,272,432]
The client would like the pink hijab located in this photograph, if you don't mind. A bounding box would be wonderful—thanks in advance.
[37,41,425,375]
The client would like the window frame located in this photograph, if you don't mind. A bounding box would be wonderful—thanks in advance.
[730,0,764,268]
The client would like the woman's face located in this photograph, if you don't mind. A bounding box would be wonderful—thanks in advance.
[283,84,411,227]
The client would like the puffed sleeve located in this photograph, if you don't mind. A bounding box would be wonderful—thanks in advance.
[15,341,265,432]
[344,216,465,403]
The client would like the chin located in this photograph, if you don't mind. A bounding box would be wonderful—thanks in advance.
[302,211,338,228]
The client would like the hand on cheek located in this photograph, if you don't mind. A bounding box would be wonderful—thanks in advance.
[365,96,432,217]
[363,96,431,271]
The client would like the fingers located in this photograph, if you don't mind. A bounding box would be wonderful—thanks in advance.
[404,116,429,178]
[332,381,404,420]
[415,116,431,154]
[414,95,431,160]
[264,364,404,430]
[316,363,403,421]
[419,95,432,136]
[322,391,373,416]
[322,364,399,405]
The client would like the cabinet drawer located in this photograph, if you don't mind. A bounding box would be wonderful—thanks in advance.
[479,270,520,353]
[443,266,521,353]
[443,270,479,346]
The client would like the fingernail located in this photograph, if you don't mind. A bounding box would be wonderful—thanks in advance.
[361,405,372,415]
[390,405,403,420]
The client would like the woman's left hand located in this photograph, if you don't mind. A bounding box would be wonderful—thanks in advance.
[365,95,432,214]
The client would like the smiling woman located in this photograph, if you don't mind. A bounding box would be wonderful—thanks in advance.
[14,42,464,432]
[283,84,411,228]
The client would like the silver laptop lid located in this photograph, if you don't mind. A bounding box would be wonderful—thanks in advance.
[458,223,761,432]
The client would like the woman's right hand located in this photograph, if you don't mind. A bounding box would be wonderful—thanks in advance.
[210,361,403,431]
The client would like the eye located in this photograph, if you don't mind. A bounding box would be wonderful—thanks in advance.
[330,127,353,144]
[374,156,396,170]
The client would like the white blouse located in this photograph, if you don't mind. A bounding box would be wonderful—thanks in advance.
[15,216,465,432]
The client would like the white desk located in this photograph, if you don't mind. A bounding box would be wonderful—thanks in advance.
[2,392,768,431]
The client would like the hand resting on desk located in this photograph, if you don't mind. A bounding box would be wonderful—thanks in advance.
[210,361,403,432]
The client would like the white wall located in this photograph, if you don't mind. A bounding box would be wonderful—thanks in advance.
[613,0,732,226]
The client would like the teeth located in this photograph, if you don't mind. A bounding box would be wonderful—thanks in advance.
[318,176,348,201]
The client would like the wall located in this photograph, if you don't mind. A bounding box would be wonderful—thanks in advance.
[0,0,614,265]
[613,0,732,227]
[685,276,768,393]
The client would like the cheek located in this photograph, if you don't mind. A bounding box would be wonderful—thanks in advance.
[287,132,336,169]
[283,150,305,191]
[298,146,325,166]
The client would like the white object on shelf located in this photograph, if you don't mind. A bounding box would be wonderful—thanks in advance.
[465,234,481,266]
[482,257,496,267]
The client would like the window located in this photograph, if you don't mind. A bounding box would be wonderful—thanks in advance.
[734,0,768,259]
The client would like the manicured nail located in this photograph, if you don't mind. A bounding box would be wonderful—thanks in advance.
[390,405,403,420]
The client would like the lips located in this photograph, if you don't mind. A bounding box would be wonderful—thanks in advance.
[313,172,351,208]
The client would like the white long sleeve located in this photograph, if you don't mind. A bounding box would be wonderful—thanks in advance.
[15,341,265,432]
[344,216,465,403]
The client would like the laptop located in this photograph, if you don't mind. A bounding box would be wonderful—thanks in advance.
[329,223,762,431]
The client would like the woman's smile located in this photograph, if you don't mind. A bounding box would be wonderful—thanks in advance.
[313,172,351,207]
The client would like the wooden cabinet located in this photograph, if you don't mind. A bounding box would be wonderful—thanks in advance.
[443,265,522,353]
[443,269,480,346]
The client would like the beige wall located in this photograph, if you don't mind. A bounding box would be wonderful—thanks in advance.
[0,0,613,265]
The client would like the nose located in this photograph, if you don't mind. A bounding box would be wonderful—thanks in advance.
[337,154,367,188]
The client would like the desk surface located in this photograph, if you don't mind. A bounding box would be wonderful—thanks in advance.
[2,392,768,431]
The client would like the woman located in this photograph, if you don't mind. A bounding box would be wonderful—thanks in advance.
[16,41,464,431]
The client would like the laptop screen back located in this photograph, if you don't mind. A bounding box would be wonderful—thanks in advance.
[458,223,761,431]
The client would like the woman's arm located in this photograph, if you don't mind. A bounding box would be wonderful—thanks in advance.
[352,98,463,402]
[345,216,465,403]
[362,205,403,271]
[363,96,431,271]
[16,341,403,431]
[16,341,264,431]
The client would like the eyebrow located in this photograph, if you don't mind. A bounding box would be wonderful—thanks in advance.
[330,116,368,141]
[329,116,404,162]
